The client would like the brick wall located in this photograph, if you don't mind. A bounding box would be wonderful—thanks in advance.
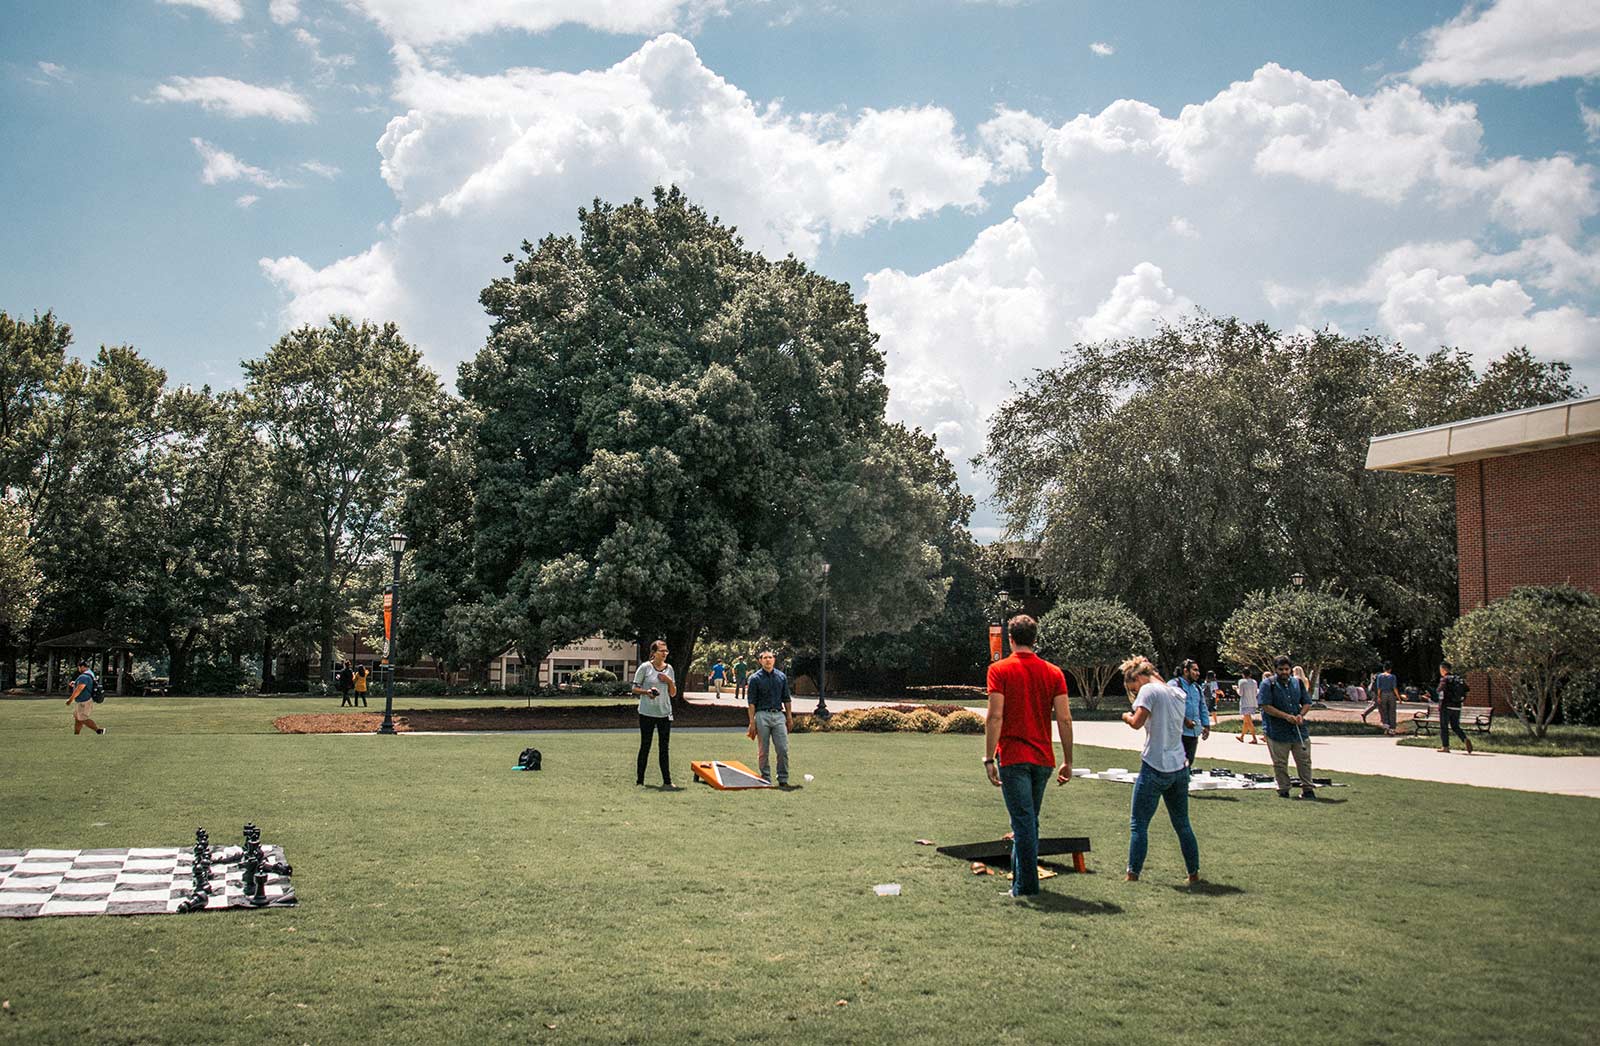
[1455,442,1600,709]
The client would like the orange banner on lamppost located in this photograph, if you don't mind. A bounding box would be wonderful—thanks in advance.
[989,624,1003,662]
[382,591,394,665]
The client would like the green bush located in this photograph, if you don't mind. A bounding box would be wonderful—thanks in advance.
[903,709,944,733]
[820,708,866,732]
[182,662,258,695]
[1564,670,1600,726]
[572,667,619,696]
[855,708,910,732]
[394,678,451,696]
[939,709,986,734]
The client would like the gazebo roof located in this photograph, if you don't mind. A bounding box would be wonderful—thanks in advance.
[35,628,140,650]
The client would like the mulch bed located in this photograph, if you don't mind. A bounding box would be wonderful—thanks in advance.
[273,704,756,734]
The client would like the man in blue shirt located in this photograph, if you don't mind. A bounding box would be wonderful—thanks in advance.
[1259,654,1313,799]
[66,659,106,736]
[744,650,793,787]
[1167,659,1209,767]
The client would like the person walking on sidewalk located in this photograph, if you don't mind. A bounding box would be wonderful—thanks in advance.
[67,660,105,736]
[1372,663,1401,736]
[1435,661,1474,754]
[1119,656,1199,884]
[984,614,1073,897]
[1235,668,1260,744]
[1259,655,1315,799]
[745,650,793,786]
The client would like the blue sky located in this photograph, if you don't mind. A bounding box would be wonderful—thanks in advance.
[4,1,1598,533]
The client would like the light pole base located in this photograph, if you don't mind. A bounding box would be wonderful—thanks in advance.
[375,720,396,735]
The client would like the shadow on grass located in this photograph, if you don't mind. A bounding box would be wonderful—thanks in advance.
[1304,797,1349,805]
[1020,892,1124,915]
[1172,881,1245,897]
[1190,794,1241,802]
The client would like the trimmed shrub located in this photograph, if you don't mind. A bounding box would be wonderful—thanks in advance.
[903,709,944,733]
[789,714,821,733]
[821,708,867,732]
[572,667,619,696]
[1564,670,1600,726]
[939,709,986,734]
[856,708,909,732]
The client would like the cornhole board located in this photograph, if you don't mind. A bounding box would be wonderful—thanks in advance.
[936,837,1091,874]
[690,760,772,790]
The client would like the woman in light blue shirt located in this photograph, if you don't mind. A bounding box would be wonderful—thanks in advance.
[1119,656,1201,884]
[632,640,678,789]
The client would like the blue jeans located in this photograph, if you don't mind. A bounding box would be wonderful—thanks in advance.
[1127,762,1200,877]
[999,762,1053,895]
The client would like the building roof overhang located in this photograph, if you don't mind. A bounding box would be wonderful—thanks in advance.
[1365,394,1600,475]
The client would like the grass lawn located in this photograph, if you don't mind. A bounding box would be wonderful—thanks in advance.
[1398,724,1600,757]
[4,698,1599,1045]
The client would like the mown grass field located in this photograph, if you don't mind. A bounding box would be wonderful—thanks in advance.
[3,697,1598,1045]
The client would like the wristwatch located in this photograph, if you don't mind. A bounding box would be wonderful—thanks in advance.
[983,758,996,766]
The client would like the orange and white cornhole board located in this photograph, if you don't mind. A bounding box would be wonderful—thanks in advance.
[690,760,772,790]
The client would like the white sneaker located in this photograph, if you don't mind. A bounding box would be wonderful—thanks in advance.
[98,727,107,735]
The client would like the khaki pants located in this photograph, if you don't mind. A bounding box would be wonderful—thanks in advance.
[1266,737,1313,793]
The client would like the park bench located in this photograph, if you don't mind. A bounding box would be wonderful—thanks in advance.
[1412,704,1494,735]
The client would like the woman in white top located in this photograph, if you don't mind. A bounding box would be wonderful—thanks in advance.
[1119,656,1201,884]
[1235,669,1260,744]
[631,640,678,788]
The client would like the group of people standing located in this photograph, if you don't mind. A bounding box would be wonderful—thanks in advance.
[335,662,369,707]
[983,615,1329,896]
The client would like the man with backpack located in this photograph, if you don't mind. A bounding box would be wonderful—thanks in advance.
[1435,661,1474,754]
[66,659,106,735]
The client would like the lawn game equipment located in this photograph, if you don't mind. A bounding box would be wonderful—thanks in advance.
[936,837,1092,874]
[689,759,772,790]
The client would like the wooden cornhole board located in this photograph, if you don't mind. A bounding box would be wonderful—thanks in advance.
[690,760,772,790]
[936,836,1092,874]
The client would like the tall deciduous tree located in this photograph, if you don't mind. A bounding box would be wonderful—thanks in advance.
[983,316,1581,663]
[1035,599,1154,710]
[1444,585,1600,737]
[461,187,954,695]
[244,317,444,683]
[1218,584,1380,696]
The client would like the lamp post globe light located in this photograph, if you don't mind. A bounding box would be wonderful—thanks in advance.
[377,532,409,736]
[998,589,1011,658]
[814,561,832,721]
[1290,571,1307,589]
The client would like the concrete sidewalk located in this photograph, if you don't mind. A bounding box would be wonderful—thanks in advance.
[684,692,1600,800]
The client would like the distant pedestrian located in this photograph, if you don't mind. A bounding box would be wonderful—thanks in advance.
[632,639,678,787]
[983,614,1073,897]
[67,660,105,736]
[1435,661,1474,755]
[733,656,749,701]
[353,664,369,707]
[1292,665,1312,701]
[709,659,728,698]
[1119,656,1200,884]
[1235,668,1260,744]
[337,662,354,707]
[744,650,793,787]
[1167,659,1209,767]
[1372,663,1401,736]
[1203,671,1219,713]
[1259,655,1315,799]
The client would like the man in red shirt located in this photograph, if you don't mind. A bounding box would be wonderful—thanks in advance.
[984,614,1073,896]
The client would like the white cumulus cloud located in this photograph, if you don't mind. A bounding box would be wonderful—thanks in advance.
[151,76,314,122]
[1409,0,1600,87]
[236,194,260,208]
[262,33,1016,367]
[347,0,729,47]
[1089,42,1114,57]
[158,0,244,23]
[192,138,288,189]
[269,0,301,24]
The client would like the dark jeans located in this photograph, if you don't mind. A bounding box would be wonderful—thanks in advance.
[1181,734,1198,767]
[1128,762,1200,877]
[999,762,1053,896]
[1439,706,1468,749]
[637,714,672,784]
[1378,692,1398,730]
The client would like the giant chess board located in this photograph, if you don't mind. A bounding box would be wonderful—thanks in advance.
[0,846,296,918]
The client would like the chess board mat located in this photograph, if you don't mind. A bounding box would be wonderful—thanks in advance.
[0,846,296,918]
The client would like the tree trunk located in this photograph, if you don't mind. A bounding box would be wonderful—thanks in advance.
[0,620,15,690]
[320,533,337,685]
[261,635,277,690]
[664,621,699,718]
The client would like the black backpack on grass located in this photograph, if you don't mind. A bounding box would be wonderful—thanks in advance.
[516,747,541,771]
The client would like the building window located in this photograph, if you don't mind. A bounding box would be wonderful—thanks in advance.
[600,660,626,677]
[552,660,585,686]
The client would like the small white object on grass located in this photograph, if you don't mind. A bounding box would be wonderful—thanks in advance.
[803,773,815,783]
[873,883,901,896]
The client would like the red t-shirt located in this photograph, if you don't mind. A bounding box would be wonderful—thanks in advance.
[986,650,1069,767]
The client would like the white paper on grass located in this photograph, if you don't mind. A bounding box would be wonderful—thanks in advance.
[873,883,901,896]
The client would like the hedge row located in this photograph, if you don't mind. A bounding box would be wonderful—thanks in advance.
[789,706,985,734]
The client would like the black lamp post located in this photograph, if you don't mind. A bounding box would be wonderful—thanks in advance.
[1290,571,1307,589]
[998,589,1011,657]
[377,532,408,736]
[815,561,832,721]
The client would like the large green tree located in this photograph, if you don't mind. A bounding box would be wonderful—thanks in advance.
[244,317,445,683]
[460,187,955,695]
[983,316,1581,664]
[1035,598,1154,710]
[1218,584,1380,696]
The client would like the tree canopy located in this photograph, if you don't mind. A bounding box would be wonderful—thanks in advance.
[1035,598,1154,709]
[1444,585,1600,737]
[1218,584,1379,691]
[983,316,1581,665]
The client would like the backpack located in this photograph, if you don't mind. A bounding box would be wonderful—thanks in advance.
[1442,675,1470,706]
[516,747,542,771]
[91,676,105,703]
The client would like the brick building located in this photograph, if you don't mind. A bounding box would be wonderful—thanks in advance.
[1366,395,1600,709]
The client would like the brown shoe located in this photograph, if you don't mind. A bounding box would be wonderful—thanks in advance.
[1464,738,1474,754]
